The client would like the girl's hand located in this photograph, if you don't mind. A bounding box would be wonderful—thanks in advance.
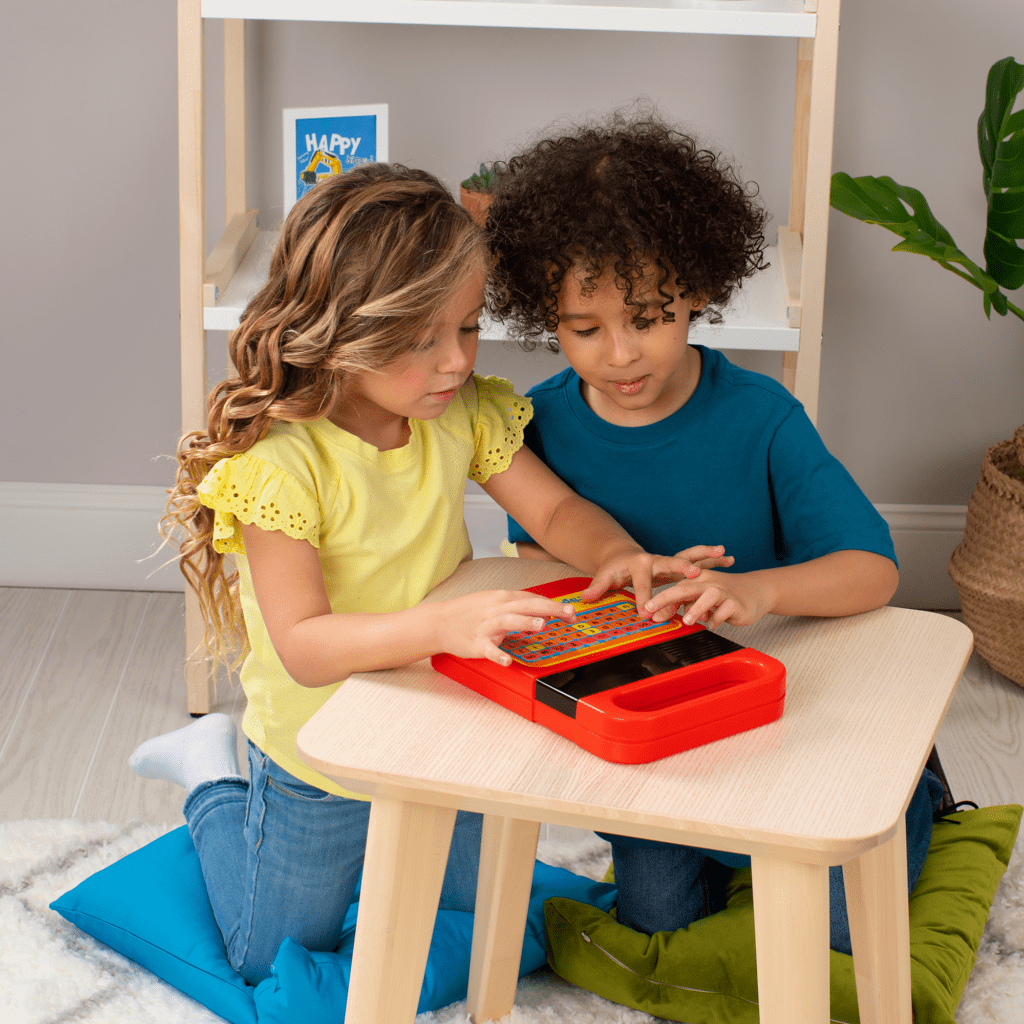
[643,569,774,629]
[580,545,735,612]
[435,590,576,666]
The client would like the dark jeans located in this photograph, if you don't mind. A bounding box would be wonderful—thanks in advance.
[600,768,944,954]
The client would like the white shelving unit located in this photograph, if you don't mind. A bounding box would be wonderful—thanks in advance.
[206,231,799,350]
[179,0,841,712]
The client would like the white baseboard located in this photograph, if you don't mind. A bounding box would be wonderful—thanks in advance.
[875,504,967,610]
[0,483,968,610]
[0,482,181,591]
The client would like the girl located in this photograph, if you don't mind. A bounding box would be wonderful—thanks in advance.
[130,163,710,986]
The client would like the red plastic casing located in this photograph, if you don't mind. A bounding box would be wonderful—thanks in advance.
[430,577,785,764]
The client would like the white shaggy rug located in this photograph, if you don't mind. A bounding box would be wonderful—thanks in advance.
[1,819,1022,1024]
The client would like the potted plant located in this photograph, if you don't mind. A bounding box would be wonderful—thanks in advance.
[459,162,501,226]
[830,55,1024,686]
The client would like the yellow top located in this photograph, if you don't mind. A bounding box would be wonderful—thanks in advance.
[196,374,531,796]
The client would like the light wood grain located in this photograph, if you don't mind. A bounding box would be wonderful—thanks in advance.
[223,18,247,224]
[204,208,258,305]
[178,0,214,717]
[178,0,206,437]
[1,582,1017,836]
[467,816,541,1023]
[936,643,1024,808]
[74,592,233,825]
[777,224,803,328]
[0,591,149,819]
[844,819,912,1024]
[299,559,973,862]
[751,855,831,1024]
[0,588,71,757]
[781,32,814,399]
[790,0,841,423]
[0,588,246,825]
[788,36,814,234]
[0,575,1020,1024]
[299,556,975,1024]
[346,792,458,1024]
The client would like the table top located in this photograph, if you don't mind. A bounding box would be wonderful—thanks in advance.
[298,558,974,864]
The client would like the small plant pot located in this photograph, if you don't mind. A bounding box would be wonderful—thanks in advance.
[948,424,1024,687]
[459,187,492,228]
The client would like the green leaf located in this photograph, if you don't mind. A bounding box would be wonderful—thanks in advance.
[980,56,1024,288]
[985,230,1024,290]
[831,171,1013,316]
[991,188,1024,237]
[980,58,1024,188]
[831,173,944,240]
[831,173,963,250]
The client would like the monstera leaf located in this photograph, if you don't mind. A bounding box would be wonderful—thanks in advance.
[980,56,1024,291]
[831,56,1024,321]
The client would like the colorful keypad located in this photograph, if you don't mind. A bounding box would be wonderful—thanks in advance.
[500,590,682,667]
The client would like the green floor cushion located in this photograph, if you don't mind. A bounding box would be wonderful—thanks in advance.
[545,804,1021,1024]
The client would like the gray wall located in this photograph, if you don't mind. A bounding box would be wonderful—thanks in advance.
[2,0,1021,501]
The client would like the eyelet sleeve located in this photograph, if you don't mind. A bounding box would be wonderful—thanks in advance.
[468,375,534,484]
[196,452,320,554]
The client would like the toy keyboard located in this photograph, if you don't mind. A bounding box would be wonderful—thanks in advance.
[431,577,786,764]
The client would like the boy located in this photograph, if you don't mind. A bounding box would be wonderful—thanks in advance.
[485,110,942,953]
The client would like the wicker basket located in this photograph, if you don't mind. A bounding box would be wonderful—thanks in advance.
[949,424,1024,687]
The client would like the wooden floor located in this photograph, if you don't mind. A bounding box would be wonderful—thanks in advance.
[1,587,1022,828]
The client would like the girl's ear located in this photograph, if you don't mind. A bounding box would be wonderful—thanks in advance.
[689,294,709,312]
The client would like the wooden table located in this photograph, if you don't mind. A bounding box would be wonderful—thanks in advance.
[297,557,973,1024]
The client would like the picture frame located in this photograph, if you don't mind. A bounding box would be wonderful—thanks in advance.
[283,103,389,214]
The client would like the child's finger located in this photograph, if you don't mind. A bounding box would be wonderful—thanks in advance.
[495,613,559,636]
[627,572,654,613]
[657,556,703,580]
[692,555,735,570]
[708,598,738,628]
[673,545,728,564]
[648,599,683,623]
[682,588,723,626]
[578,570,620,603]
[643,582,692,621]
[499,593,575,621]
[480,641,514,667]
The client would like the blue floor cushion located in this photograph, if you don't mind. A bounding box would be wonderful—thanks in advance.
[50,824,616,1024]
[545,804,1022,1024]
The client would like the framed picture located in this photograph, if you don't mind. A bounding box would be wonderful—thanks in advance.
[283,104,389,214]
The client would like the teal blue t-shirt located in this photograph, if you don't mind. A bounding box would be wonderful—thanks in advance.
[507,346,896,570]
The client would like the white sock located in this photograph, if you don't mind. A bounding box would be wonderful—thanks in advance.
[129,713,242,793]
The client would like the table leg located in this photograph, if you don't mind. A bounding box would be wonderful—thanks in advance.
[345,792,458,1024]
[843,819,912,1024]
[467,815,541,1023]
[751,855,831,1024]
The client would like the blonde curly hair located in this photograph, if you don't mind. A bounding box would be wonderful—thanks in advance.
[161,163,487,677]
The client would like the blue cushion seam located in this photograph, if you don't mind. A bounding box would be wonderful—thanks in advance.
[54,908,249,991]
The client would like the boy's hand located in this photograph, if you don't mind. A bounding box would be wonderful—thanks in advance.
[435,590,576,666]
[581,545,734,612]
[643,569,773,628]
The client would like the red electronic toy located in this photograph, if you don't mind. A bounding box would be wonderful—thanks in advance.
[431,577,786,764]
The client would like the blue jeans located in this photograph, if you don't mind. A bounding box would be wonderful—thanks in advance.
[600,768,944,954]
[183,740,483,985]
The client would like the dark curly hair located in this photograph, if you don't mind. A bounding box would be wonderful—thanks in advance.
[486,110,770,350]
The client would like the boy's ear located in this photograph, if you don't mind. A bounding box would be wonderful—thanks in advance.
[689,294,708,312]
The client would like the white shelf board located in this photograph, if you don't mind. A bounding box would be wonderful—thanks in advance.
[204,229,277,331]
[201,1,815,38]
[205,231,798,351]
